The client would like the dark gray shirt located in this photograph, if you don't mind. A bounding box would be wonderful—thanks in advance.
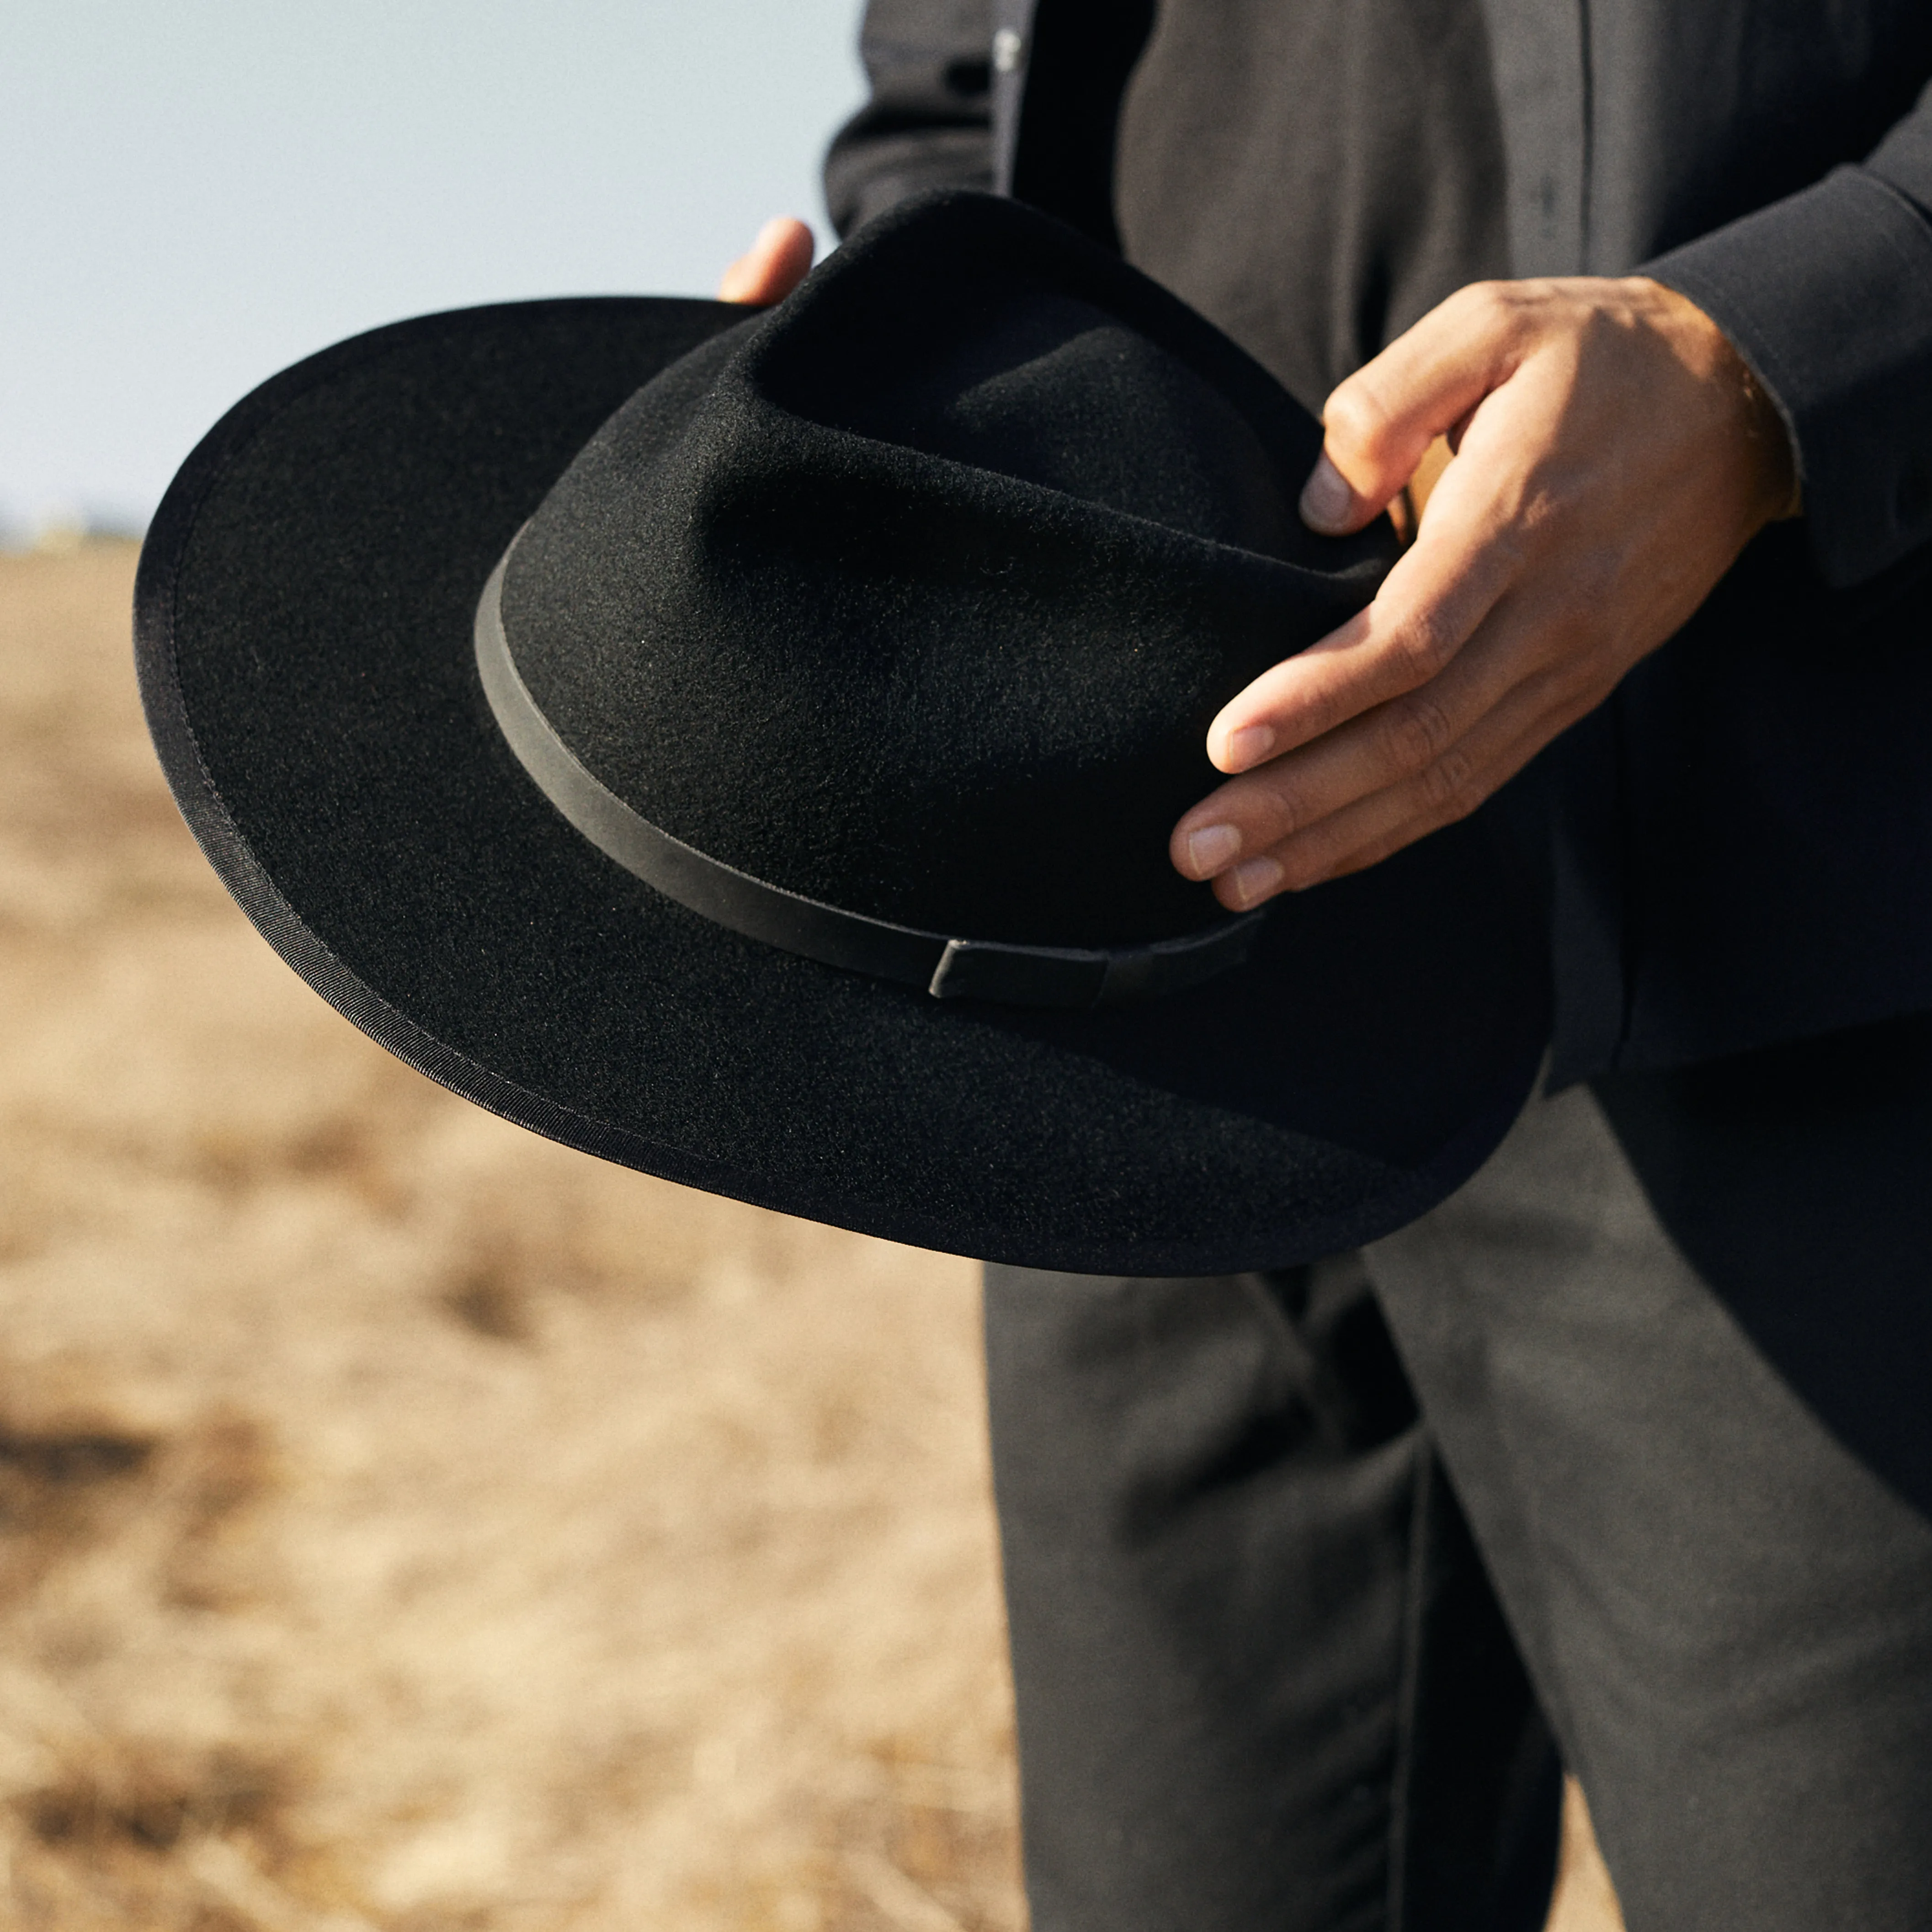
[1113,0,1510,414]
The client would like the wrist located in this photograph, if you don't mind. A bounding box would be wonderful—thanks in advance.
[1636,277,1802,526]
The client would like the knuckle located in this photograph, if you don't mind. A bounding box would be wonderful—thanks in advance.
[1254,778,1309,844]
[1274,830,1342,890]
[1378,693,1456,775]
[1456,278,1537,347]
[1322,382,1394,459]
[1419,744,1481,816]
[1458,279,1512,325]
[1388,611,1459,684]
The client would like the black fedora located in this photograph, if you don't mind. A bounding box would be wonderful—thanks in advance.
[135,190,1547,1274]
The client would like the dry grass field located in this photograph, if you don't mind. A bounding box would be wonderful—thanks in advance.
[0,542,1620,1931]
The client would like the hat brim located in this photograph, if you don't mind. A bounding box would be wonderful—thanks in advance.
[137,296,1548,1274]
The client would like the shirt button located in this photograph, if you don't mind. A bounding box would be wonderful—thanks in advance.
[992,27,1025,73]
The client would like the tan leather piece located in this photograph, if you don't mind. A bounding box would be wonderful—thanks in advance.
[1390,432,1456,545]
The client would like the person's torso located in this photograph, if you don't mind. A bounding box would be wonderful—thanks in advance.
[1069,0,1932,410]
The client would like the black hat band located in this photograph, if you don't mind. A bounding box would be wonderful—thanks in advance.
[475,547,1264,1010]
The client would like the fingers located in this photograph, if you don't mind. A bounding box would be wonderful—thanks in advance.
[717,217,816,304]
[1206,474,1522,774]
[1187,605,1524,855]
[1171,614,1521,894]
[1173,534,1619,906]
[1238,709,1560,895]
[1178,290,1555,900]
[1300,282,1531,535]
[1180,658,1595,909]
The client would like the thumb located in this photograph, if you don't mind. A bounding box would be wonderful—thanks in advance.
[1300,285,1517,535]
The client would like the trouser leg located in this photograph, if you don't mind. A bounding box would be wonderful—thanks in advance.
[982,1257,1559,1932]
[1366,1067,1932,1932]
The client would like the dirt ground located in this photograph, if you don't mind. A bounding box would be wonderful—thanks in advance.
[0,543,1621,1931]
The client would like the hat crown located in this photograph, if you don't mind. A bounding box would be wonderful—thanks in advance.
[500,192,1394,949]
[768,286,1303,558]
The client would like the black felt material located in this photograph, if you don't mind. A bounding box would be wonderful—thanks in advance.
[136,200,1550,1273]
[502,193,1394,949]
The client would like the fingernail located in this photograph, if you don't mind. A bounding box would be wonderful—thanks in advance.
[1299,454,1353,532]
[1220,724,1275,771]
[1229,856,1283,907]
[1184,824,1241,876]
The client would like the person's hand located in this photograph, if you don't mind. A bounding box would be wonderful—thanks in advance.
[1170,276,1800,909]
[718,217,815,303]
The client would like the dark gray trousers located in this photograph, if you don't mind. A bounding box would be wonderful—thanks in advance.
[985,1048,1932,1932]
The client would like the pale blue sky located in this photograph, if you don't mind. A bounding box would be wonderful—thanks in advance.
[1,0,868,538]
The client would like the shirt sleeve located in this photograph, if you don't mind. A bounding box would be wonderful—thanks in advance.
[823,0,996,239]
[1644,77,1932,589]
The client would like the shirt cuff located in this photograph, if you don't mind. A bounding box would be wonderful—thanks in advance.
[1644,165,1932,589]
